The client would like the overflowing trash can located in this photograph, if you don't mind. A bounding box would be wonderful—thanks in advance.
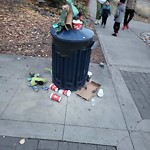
[50,27,94,91]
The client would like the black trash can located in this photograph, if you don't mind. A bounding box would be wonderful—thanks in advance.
[51,27,94,91]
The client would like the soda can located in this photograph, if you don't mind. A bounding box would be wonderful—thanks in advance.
[50,93,61,102]
[58,89,71,97]
[50,83,58,92]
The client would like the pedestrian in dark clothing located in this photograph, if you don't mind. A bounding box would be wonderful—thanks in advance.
[112,0,125,36]
[122,0,137,30]
[100,0,111,28]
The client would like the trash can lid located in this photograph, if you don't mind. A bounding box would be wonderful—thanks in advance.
[51,27,94,42]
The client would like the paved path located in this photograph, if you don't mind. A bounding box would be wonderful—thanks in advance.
[0,0,150,149]
[0,136,116,150]
[89,0,150,150]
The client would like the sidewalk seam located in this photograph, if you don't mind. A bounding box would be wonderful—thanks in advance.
[62,97,69,140]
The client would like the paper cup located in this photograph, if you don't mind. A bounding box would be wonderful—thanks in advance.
[50,83,58,91]
[50,93,61,102]
[73,19,82,30]
[59,89,71,97]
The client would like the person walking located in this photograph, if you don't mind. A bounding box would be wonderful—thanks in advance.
[100,0,111,28]
[122,0,137,30]
[95,0,107,25]
[112,0,125,36]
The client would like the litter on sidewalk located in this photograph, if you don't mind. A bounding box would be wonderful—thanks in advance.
[76,81,101,100]
[26,72,48,92]
[45,68,52,75]
[58,89,71,96]
[97,88,104,97]
[19,139,25,145]
[86,71,92,82]
[42,85,49,91]
[50,93,61,102]
[91,98,95,106]
[99,62,105,68]
[32,85,39,92]
[50,83,58,91]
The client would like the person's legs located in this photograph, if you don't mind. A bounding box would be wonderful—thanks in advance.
[126,9,135,28]
[103,17,108,27]
[112,22,117,36]
[113,22,117,32]
[113,22,120,36]
[122,9,130,30]
[101,16,104,26]
[95,1,101,24]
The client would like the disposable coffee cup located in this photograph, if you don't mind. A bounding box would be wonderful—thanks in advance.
[73,19,82,30]
[58,89,71,97]
[50,93,61,102]
[50,83,58,92]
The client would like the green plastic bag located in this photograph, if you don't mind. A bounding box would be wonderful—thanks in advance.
[66,0,79,16]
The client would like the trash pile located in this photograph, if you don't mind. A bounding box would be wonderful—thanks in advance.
[26,68,104,104]
[25,0,105,104]
[52,0,85,32]
[26,70,72,103]
[76,71,104,102]
[27,73,48,92]
[49,83,71,102]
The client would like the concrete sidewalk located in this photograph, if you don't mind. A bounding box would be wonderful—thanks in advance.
[89,0,150,150]
[0,0,150,150]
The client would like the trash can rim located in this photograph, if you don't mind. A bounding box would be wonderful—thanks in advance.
[50,27,94,42]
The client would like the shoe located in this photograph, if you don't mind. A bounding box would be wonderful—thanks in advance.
[97,20,101,24]
[112,33,117,36]
[122,25,127,30]
[126,24,129,29]
[95,20,98,25]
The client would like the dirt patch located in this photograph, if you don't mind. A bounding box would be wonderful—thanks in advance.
[0,0,105,64]
[134,14,150,24]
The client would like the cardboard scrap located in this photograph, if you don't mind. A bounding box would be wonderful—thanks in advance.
[65,10,73,30]
[76,81,101,100]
